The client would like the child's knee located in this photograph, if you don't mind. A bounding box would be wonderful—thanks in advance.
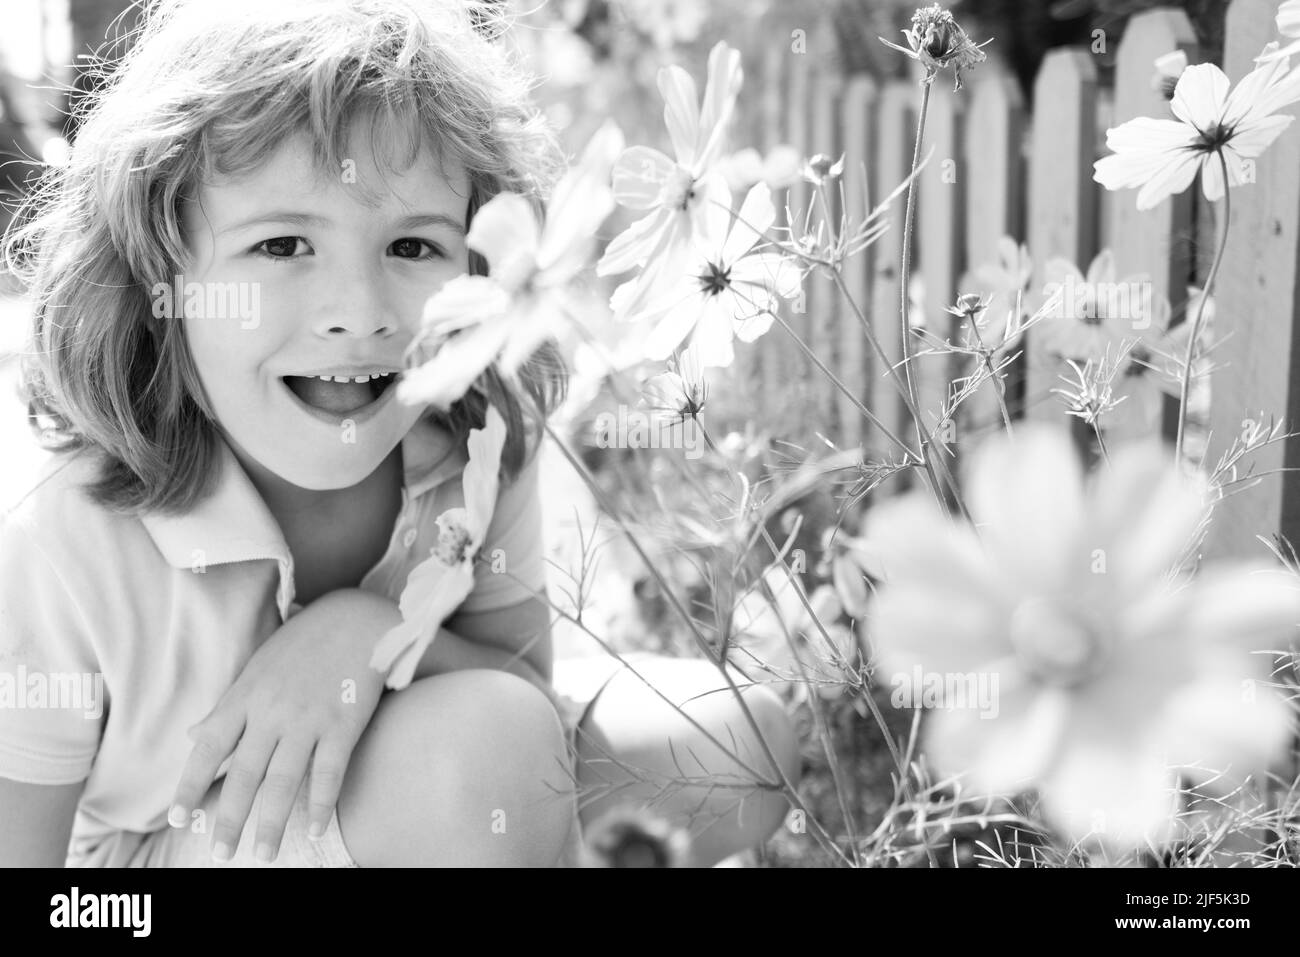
[341,670,575,866]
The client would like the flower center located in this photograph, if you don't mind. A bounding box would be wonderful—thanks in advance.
[433,520,474,566]
[698,261,731,297]
[1008,596,1107,688]
[660,167,697,211]
[1196,123,1234,153]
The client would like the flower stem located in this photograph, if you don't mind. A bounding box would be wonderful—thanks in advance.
[1175,149,1230,465]
[899,75,934,475]
[826,267,971,522]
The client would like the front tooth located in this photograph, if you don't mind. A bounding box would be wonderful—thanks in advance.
[353,375,371,383]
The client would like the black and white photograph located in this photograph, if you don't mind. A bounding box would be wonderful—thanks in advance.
[0,0,1296,916]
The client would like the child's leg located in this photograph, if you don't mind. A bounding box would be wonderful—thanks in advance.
[573,656,801,866]
[336,669,576,866]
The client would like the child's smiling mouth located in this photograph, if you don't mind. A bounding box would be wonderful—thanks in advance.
[282,371,399,417]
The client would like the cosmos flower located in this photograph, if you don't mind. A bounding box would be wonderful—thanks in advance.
[1037,250,1157,364]
[640,349,707,425]
[597,42,742,319]
[398,123,623,409]
[866,426,1298,848]
[370,406,506,689]
[1094,57,1300,210]
[879,4,992,92]
[621,182,800,368]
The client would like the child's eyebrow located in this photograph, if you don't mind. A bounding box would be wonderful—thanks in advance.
[220,211,467,236]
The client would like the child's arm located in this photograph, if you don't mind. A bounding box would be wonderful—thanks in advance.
[167,588,554,865]
[0,778,84,867]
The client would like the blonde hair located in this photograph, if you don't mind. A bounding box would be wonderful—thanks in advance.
[4,0,566,514]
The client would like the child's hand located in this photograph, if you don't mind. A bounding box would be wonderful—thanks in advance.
[168,588,400,863]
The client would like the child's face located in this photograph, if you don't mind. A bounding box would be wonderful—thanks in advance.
[180,126,471,491]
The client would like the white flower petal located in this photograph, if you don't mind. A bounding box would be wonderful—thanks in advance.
[420,276,511,334]
[397,320,511,409]
[464,405,507,537]
[372,561,476,689]
[924,686,1070,795]
[466,194,538,278]
[1157,676,1293,787]
[611,146,677,210]
[965,426,1086,594]
[597,206,674,277]
[721,183,775,263]
[1170,63,1230,130]
[694,42,744,171]
[658,65,701,168]
[1223,113,1294,158]
[1131,151,1201,210]
[1041,735,1180,848]
[643,297,704,360]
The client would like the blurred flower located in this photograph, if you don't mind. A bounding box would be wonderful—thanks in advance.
[879,4,991,91]
[971,236,1032,311]
[640,349,707,424]
[732,567,858,699]
[621,182,800,368]
[1151,50,1188,100]
[583,806,691,868]
[1038,250,1156,363]
[1257,0,1300,62]
[598,42,742,318]
[822,530,887,620]
[717,145,803,192]
[1105,287,1215,438]
[371,407,507,689]
[400,123,623,409]
[867,426,1298,848]
[802,152,845,186]
[1094,57,1300,210]
[945,292,991,327]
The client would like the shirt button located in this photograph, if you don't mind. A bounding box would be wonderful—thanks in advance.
[402,529,418,548]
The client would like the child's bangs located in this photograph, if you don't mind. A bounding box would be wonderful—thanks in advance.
[195,64,484,205]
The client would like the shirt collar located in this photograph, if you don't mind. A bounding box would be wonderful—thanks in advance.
[141,415,466,576]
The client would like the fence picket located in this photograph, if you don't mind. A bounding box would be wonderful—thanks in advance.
[838,75,877,451]
[1104,8,1199,445]
[1205,0,1300,560]
[961,55,1025,440]
[870,81,915,454]
[1025,48,1099,423]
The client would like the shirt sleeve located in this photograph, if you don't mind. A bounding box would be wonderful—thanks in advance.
[0,515,102,785]
[457,449,548,615]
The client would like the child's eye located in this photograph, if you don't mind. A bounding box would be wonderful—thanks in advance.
[253,236,312,259]
[389,238,443,260]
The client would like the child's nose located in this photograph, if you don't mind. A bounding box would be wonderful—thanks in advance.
[313,264,399,338]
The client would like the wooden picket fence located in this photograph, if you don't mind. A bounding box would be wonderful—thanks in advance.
[722,0,1300,562]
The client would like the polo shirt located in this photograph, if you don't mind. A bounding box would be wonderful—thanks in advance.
[0,416,549,866]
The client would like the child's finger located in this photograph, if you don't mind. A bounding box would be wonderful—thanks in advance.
[252,738,314,864]
[168,712,244,830]
[306,736,354,841]
[209,733,277,863]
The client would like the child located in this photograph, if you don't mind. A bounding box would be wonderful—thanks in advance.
[0,0,799,867]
